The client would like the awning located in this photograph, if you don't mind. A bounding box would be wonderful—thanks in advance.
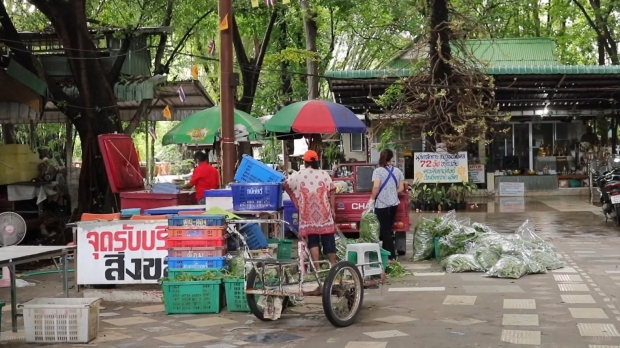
[0,76,215,124]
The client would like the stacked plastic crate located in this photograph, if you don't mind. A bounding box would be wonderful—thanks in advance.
[161,214,227,314]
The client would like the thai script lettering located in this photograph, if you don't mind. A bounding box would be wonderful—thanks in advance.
[86,224,167,260]
[103,253,167,281]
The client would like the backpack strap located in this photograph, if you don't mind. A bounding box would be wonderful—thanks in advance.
[377,166,398,197]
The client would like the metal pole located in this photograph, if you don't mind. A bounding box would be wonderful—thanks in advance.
[219,0,235,185]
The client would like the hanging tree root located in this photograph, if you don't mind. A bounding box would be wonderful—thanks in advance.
[373,8,510,153]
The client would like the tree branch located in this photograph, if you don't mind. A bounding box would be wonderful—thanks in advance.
[153,0,174,74]
[232,14,250,67]
[162,9,214,71]
[253,9,278,70]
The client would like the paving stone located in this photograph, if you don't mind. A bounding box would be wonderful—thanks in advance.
[102,316,157,326]
[443,295,477,305]
[413,272,445,276]
[142,326,172,333]
[203,344,238,348]
[404,264,432,270]
[500,330,541,345]
[504,299,536,309]
[344,342,387,348]
[463,285,524,293]
[459,274,493,281]
[92,331,132,343]
[561,295,596,303]
[374,316,417,324]
[554,267,578,273]
[575,251,597,253]
[388,287,445,292]
[569,308,609,319]
[554,274,583,282]
[99,312,121,317]
[502,314,539,326]
[130,305,165,314]
[577,323,620,337]
[441,318,486,325]
[589,345,620,348]
[605,271,620,274]
[363,330,408,339]
[154,332,218,344]
[558,283,590,291]
[181,317,238,327]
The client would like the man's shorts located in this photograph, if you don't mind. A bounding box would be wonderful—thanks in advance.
[307,233,337,254]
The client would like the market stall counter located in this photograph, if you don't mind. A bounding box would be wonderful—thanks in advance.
[98,134,196,213]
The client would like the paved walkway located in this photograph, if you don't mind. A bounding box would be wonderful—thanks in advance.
[4,197,620,347]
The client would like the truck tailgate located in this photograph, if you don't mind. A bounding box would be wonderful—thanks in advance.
[334,192,410,233]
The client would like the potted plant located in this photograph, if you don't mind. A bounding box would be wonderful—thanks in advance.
[435,185,447,211]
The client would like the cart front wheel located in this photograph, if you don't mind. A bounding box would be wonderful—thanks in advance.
[322,261,364,327]
[246,268,290,321]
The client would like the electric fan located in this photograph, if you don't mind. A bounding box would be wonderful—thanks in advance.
[0,212,27,288]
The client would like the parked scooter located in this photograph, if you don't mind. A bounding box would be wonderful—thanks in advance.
[597,156,620,225]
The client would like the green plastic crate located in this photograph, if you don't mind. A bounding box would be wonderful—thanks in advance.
[434,237,441,260]
[161,280,223,314]
[347,248,390,268]
[267,238,293,259]
[167,268,224,279]
[223,279,249,312]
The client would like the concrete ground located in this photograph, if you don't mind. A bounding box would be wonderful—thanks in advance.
[3,196,620,347]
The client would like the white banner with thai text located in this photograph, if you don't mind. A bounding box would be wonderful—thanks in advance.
[413,152,468,183]
[76,221,168,285]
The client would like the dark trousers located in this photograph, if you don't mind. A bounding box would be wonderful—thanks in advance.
[375,205,398,259]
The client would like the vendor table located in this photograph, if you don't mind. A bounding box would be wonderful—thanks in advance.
[0,245,75,332]
[495,174,558,191]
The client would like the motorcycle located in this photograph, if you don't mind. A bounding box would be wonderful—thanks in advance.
[598,156,620,225]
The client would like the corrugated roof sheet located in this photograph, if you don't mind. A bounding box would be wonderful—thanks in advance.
[326,64,620,79]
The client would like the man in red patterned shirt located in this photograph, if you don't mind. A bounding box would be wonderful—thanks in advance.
[284,150,337,268]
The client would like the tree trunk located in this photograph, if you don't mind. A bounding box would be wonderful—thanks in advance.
[32,0,123,214]
[301,1,322,159]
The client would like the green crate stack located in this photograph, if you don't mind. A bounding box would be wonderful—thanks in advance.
[162,216,228,314]
[223,279,249,312]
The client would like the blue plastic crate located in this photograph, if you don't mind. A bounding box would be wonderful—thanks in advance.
[239,223,268,250]
[168,214,226,227]
[230,183,283,211]
[204,189,232,198]
[167,257,226,269]
[234,155,285,183]
[283,200,299,232]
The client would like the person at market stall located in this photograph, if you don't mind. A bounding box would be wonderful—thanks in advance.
[369,149,405,261]
[284,150,337,269]
[178,151,219,204]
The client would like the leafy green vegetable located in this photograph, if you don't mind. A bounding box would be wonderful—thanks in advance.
[360,211,380,242]
[413,218,440,261]
[386,261,410,277]
[441,254,483,273]
[486,255,528,279]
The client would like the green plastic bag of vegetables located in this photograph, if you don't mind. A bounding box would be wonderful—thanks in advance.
[486,255,529,279]
[413,218,438,261]
[359,205,380,242]
[441,254,483,273]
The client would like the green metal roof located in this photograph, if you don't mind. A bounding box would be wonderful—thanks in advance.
[326,65,620,79]
[385,38,561,69]
[5,60,47,96]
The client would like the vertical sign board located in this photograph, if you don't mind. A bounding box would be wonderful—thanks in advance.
[498,182,525,197]
[413,152,468,183]
[468,164,486,184]
[76,221,168,285]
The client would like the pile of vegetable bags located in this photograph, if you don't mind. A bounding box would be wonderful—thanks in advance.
[413,211,565,279]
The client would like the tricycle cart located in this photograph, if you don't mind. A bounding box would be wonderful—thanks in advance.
[227,218,384,328]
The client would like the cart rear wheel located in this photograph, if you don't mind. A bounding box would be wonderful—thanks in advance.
[321,261,364,328]
[246,268,290,321]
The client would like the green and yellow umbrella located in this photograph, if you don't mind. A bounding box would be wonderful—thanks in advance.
[162,106,264,145]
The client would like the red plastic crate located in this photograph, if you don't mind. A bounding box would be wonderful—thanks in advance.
[167,226,226,239]
[166,237,226,248]
[168,247,227,258]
